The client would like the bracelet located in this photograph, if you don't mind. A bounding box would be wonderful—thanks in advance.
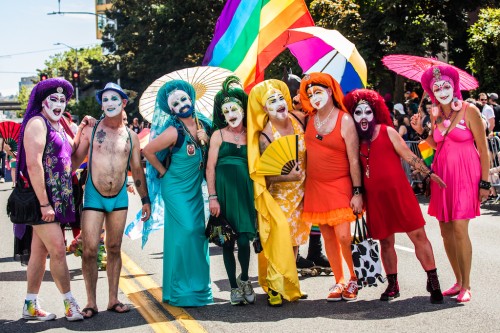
[479,180,491,190]
[209,196,218,201]
[423,170,434,181]
[420,128,430,140]
[352,186,364,196]
[208,194,217,198]
[141,196,151,205]
[40,202,51,207]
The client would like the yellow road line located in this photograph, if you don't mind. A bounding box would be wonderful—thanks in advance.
[119,265,180,333]
[121,251,208,333]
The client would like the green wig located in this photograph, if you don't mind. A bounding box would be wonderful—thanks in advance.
[212,76,248,130]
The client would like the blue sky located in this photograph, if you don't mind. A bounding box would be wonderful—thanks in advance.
[0,0,101,96]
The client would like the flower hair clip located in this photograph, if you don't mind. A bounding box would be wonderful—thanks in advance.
[432,67,441,81]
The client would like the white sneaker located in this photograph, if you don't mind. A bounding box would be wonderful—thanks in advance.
[0,177,5,183]
[237,274,256,304]
[64,297,84,321]
[22,299,56,321]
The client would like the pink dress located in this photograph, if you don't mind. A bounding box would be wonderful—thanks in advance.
[429,106,481,222]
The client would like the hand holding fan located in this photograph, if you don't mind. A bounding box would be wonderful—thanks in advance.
[256,135,299,176]
[0,121,21,154]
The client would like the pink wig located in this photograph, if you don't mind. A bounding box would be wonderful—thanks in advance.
[343,89,394,127]
[420,65,462,104]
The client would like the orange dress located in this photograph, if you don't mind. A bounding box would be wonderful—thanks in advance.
[302,111,355,225]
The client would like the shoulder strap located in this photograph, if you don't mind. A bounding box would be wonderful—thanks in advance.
[170,122,185,154]
[260,132,272,143]
[290,112,305,130]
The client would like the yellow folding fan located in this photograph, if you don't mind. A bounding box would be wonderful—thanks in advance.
[256,135,298,176]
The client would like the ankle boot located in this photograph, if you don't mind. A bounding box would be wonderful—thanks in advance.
[306,234,324,262]
[426,269,444,304]
[380,273,400,301]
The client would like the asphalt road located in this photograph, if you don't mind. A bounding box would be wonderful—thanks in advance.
[1,180,499,333]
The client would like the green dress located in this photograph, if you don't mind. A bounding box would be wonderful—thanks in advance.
[216,141,256,237]
[160,136,213,307]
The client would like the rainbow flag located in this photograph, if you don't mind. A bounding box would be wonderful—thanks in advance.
[203,0,314,91]
[418,141,435,167]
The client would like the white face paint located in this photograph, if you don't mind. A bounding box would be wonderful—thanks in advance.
[432,80,454,105]
[42,93,66,122]
[307,86,329,109]
[222,101,244,128]
[102,90,124,118]
[167,90,192,114]
[353,103,374,132]
[265,92,288,120]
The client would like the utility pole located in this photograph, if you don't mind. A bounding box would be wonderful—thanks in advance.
[54,42,79,103]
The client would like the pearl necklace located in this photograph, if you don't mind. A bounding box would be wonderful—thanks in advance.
[314,106,335,130]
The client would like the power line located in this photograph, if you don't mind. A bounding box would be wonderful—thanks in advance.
[0,44,100,58]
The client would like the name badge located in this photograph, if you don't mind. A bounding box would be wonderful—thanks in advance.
[456,124,466,130]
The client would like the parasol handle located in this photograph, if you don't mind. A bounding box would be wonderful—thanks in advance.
[194,114,206,146]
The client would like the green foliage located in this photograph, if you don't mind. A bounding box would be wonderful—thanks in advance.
[66,96,102,121]
[17,85,32,118]
[468,7,500,93]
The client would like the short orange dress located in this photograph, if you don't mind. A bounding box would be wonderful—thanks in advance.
[302,111,355,225]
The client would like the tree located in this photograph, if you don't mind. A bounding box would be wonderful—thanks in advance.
[17,85,32,118]
[468,7,500,93]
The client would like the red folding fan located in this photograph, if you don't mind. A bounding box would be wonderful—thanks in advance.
[0,121,21,152]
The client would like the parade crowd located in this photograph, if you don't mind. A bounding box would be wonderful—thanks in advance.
[6,62,498,322]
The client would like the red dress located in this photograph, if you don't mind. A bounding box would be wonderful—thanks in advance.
[360,125,425,240]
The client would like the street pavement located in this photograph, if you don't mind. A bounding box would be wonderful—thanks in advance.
[1,179,500,333]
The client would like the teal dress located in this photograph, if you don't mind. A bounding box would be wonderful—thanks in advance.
[216,142,256,237]
[160,136,213,307]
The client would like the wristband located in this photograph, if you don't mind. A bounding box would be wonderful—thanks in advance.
[479,180,491,190]
[352,186,364,196]
[420,128,430,140]
[209,196,218,201]
[40,203,51,207]
[208,194,217,198]
[141,196,151,205]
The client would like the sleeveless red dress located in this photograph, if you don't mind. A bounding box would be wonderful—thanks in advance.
[360,125,425,240]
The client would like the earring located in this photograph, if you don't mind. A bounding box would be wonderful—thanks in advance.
[431,104,439,117]
[451,97,462,111]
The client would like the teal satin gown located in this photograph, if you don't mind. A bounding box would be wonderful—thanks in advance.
[160,137,213,307]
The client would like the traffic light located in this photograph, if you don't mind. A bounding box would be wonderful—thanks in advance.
[72,70,80,87]
[40,73,48,81]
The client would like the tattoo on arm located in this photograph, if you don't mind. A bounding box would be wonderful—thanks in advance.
[409,156,430,175]
[96,129,106,144]
[135,179,142,188]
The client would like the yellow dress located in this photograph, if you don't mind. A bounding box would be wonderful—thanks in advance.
[268,115,311,246]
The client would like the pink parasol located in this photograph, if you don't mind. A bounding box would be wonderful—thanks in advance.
[382,54,478,91]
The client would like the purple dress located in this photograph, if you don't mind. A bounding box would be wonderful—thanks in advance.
[428,106,481,222]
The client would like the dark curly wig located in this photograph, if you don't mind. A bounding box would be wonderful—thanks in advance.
[343,89,393,127]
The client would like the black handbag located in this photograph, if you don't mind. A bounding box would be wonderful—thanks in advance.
[204,213,238,248]
[7,177,42,224]
[252,231,263,254]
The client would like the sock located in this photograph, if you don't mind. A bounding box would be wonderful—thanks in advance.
[62,291,73,300]
[26,293,37,301]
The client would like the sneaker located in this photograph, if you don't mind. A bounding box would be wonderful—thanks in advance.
[0,177,5,183]
[230,288,246,305]
[326,283,344,302]
[237,275,256,304]
[267,289,282,307]
[342,279,358,301]
[22,299,56,321]
[64,297,84,321]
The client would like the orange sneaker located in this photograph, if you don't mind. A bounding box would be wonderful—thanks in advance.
[342,279,358,301]
[326,283,344,302]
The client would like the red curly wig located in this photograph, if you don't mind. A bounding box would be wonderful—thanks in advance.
[343,89,393,127]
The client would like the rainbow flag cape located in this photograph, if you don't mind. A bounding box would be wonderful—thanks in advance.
[203,0,314,91]
[418,140,435,167]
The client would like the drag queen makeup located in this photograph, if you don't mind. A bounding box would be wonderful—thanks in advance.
[307,85,329,110]
[432,80,454,105]
[353,101,376,140]
[265,91,288,120]
[101,90,124,118]
[168,90,194,118]
[42,92,67,122]
[221,101,244,128]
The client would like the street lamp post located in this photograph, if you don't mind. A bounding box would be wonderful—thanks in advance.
[54,42,79,103]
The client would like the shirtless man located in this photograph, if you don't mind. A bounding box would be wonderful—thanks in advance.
[72,82,151,318]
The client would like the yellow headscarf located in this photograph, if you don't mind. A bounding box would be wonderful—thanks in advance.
[247,79,301,301]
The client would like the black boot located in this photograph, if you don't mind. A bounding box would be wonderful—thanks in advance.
[426,269,444,304]
[296,255,315,269]
[380,273,400,301]
[306,234,329,267]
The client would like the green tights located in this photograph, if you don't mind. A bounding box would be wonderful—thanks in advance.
[222,233,252,288]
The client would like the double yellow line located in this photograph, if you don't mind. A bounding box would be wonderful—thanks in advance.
[119,252,208,333]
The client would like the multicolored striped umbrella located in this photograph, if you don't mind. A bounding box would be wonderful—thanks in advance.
[286,27,367,94]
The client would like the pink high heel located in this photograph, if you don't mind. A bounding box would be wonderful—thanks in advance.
[457,288,471,303]
[442,283,461,296]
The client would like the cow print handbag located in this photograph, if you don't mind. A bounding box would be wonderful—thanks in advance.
[351,215,385,289]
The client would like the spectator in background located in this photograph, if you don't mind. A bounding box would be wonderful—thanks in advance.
[394,103,406,117]
[408,91,420,115]
[129,117,143,134]
[488,93,500,132]
[394,116,408,140]
[479,92,495,131]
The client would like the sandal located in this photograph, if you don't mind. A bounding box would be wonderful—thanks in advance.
[81,307,98,319]
[107,302,130,313]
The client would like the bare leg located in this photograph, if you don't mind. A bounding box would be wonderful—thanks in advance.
[293,246,298,259]
[320,224,344,285]
[104,210,129,312]
[407,227,436,271]
[452,219,472,290]
[26,231,48,294]
[334,221,356,280]
[32,223,71,293]
[81,210,105,314]
[379,234,397,274]
[439,222,462,286]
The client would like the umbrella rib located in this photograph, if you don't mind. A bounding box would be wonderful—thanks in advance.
[319,50,339,73]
